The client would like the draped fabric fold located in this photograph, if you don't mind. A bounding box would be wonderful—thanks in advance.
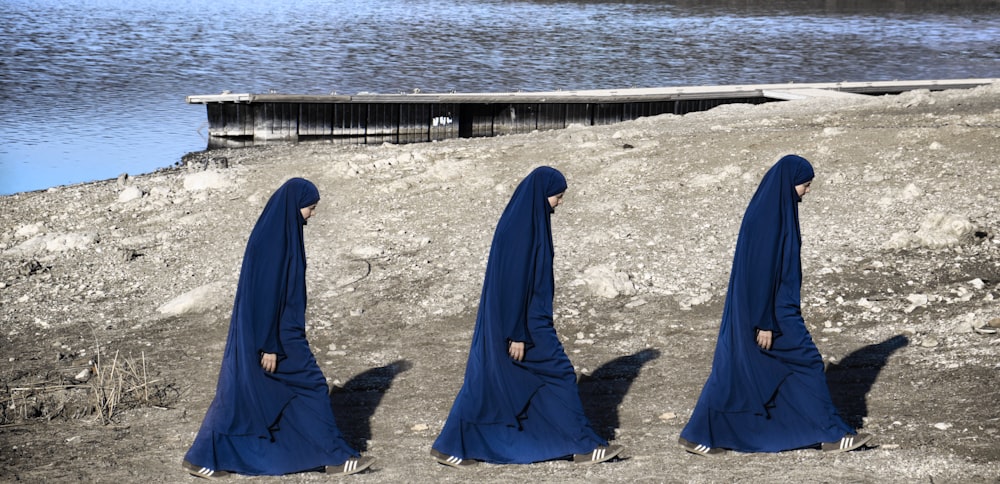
[185,178,359,475]
[434,166,605,463]
[681,155,853,452]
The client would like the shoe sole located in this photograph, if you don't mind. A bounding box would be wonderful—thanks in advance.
[575,445,624,465]
[431,449,478,469]
[182,461,228,480]
[433,456,478,469]
[678,437,725,456]
[343,457,376,475]
[823,433,873,453]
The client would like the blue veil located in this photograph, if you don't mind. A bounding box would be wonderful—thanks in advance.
[701,155,814,414]
[454,166,567,427]
[200,178,321,437]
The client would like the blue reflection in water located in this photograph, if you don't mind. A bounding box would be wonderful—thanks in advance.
[1,0,998,194]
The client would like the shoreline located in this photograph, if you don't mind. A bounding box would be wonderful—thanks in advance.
[2,83,999,482]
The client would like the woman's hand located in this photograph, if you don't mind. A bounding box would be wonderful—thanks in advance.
[755,330,773,351]
[508,341,525,361]
[260,352,277,373]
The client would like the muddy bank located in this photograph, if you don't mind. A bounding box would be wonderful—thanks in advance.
[2,83,1000,483]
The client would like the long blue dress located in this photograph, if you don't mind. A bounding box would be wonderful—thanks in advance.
[680,155,854,452]
[184,178,359,475]
[433,166,606,464]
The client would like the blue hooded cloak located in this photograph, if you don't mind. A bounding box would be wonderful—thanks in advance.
[185,178,358,475]
[433,166,606,464]
[680,155,853,452]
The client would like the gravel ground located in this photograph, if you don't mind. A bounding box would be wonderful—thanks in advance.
[2,83,999,483]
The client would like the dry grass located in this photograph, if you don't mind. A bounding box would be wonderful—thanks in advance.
[0,338,179,426]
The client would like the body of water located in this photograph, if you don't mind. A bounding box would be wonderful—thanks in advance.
[2,0,998,195]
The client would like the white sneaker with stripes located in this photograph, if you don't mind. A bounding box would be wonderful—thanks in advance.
[821,433,873,453]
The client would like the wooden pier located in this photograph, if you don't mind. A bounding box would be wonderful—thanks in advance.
[187,79,997,148]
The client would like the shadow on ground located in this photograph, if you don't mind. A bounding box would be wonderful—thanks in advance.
[579,348,662,441]
[826,335,909,429]
[330,359,412,451]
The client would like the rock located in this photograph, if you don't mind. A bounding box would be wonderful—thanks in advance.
[904,294,929,313]
[900,183,923,200]
[580,265,637,298]
[156,281,230,316]
[118,186,143,203]
[678,292,712,310]
[921,336,940,348]
[410,423,429,432]
[10,232,99,255]
[989,318,1000,328]
[884,213,977,250]
[14,222,44,238]
[933,422,953,430]
[183,170,233,191]
[658,412,677,421]
[73,367,93,382]
[624,298,647,308]
[968,278,985,290]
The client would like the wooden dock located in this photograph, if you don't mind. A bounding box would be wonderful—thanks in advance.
[187,79,997,148]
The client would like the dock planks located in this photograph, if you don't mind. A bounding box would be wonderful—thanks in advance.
[187,79,998,147]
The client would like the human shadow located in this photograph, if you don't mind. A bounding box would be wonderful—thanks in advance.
[826,335,909,429]
[578,348,662,441]
[329,359,412,451]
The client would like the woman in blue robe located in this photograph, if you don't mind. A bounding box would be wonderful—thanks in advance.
[679,155,872,455]
[431,166,622,468]
[182,178,374,478]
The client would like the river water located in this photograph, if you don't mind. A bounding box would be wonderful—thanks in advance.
[2,0,998,195]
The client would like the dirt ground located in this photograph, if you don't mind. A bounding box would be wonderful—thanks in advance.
[2,83,1000,483]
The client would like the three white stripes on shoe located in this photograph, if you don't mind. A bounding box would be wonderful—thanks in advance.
[445,456,464,465]
[195,467,216,477]
[342,459,359,473]
[694,444,712,454]
[590,447,606,462]
[839,436,854,450]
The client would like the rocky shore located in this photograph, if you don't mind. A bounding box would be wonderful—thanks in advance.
[2,83,999,483]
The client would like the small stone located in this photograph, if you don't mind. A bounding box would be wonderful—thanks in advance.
[411,424,429,432]
[118,186,143,203]
[624,298,647,308]
[73,368,92,382]
[969,278,985,290]
[933,422,952,430]
[988,318,1000,328]
[658,412,676,421]
[921,336,939,348]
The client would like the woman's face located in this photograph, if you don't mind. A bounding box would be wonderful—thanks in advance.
[548,192,565,209]
[300,203,318,220]
[795,181,812,198]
